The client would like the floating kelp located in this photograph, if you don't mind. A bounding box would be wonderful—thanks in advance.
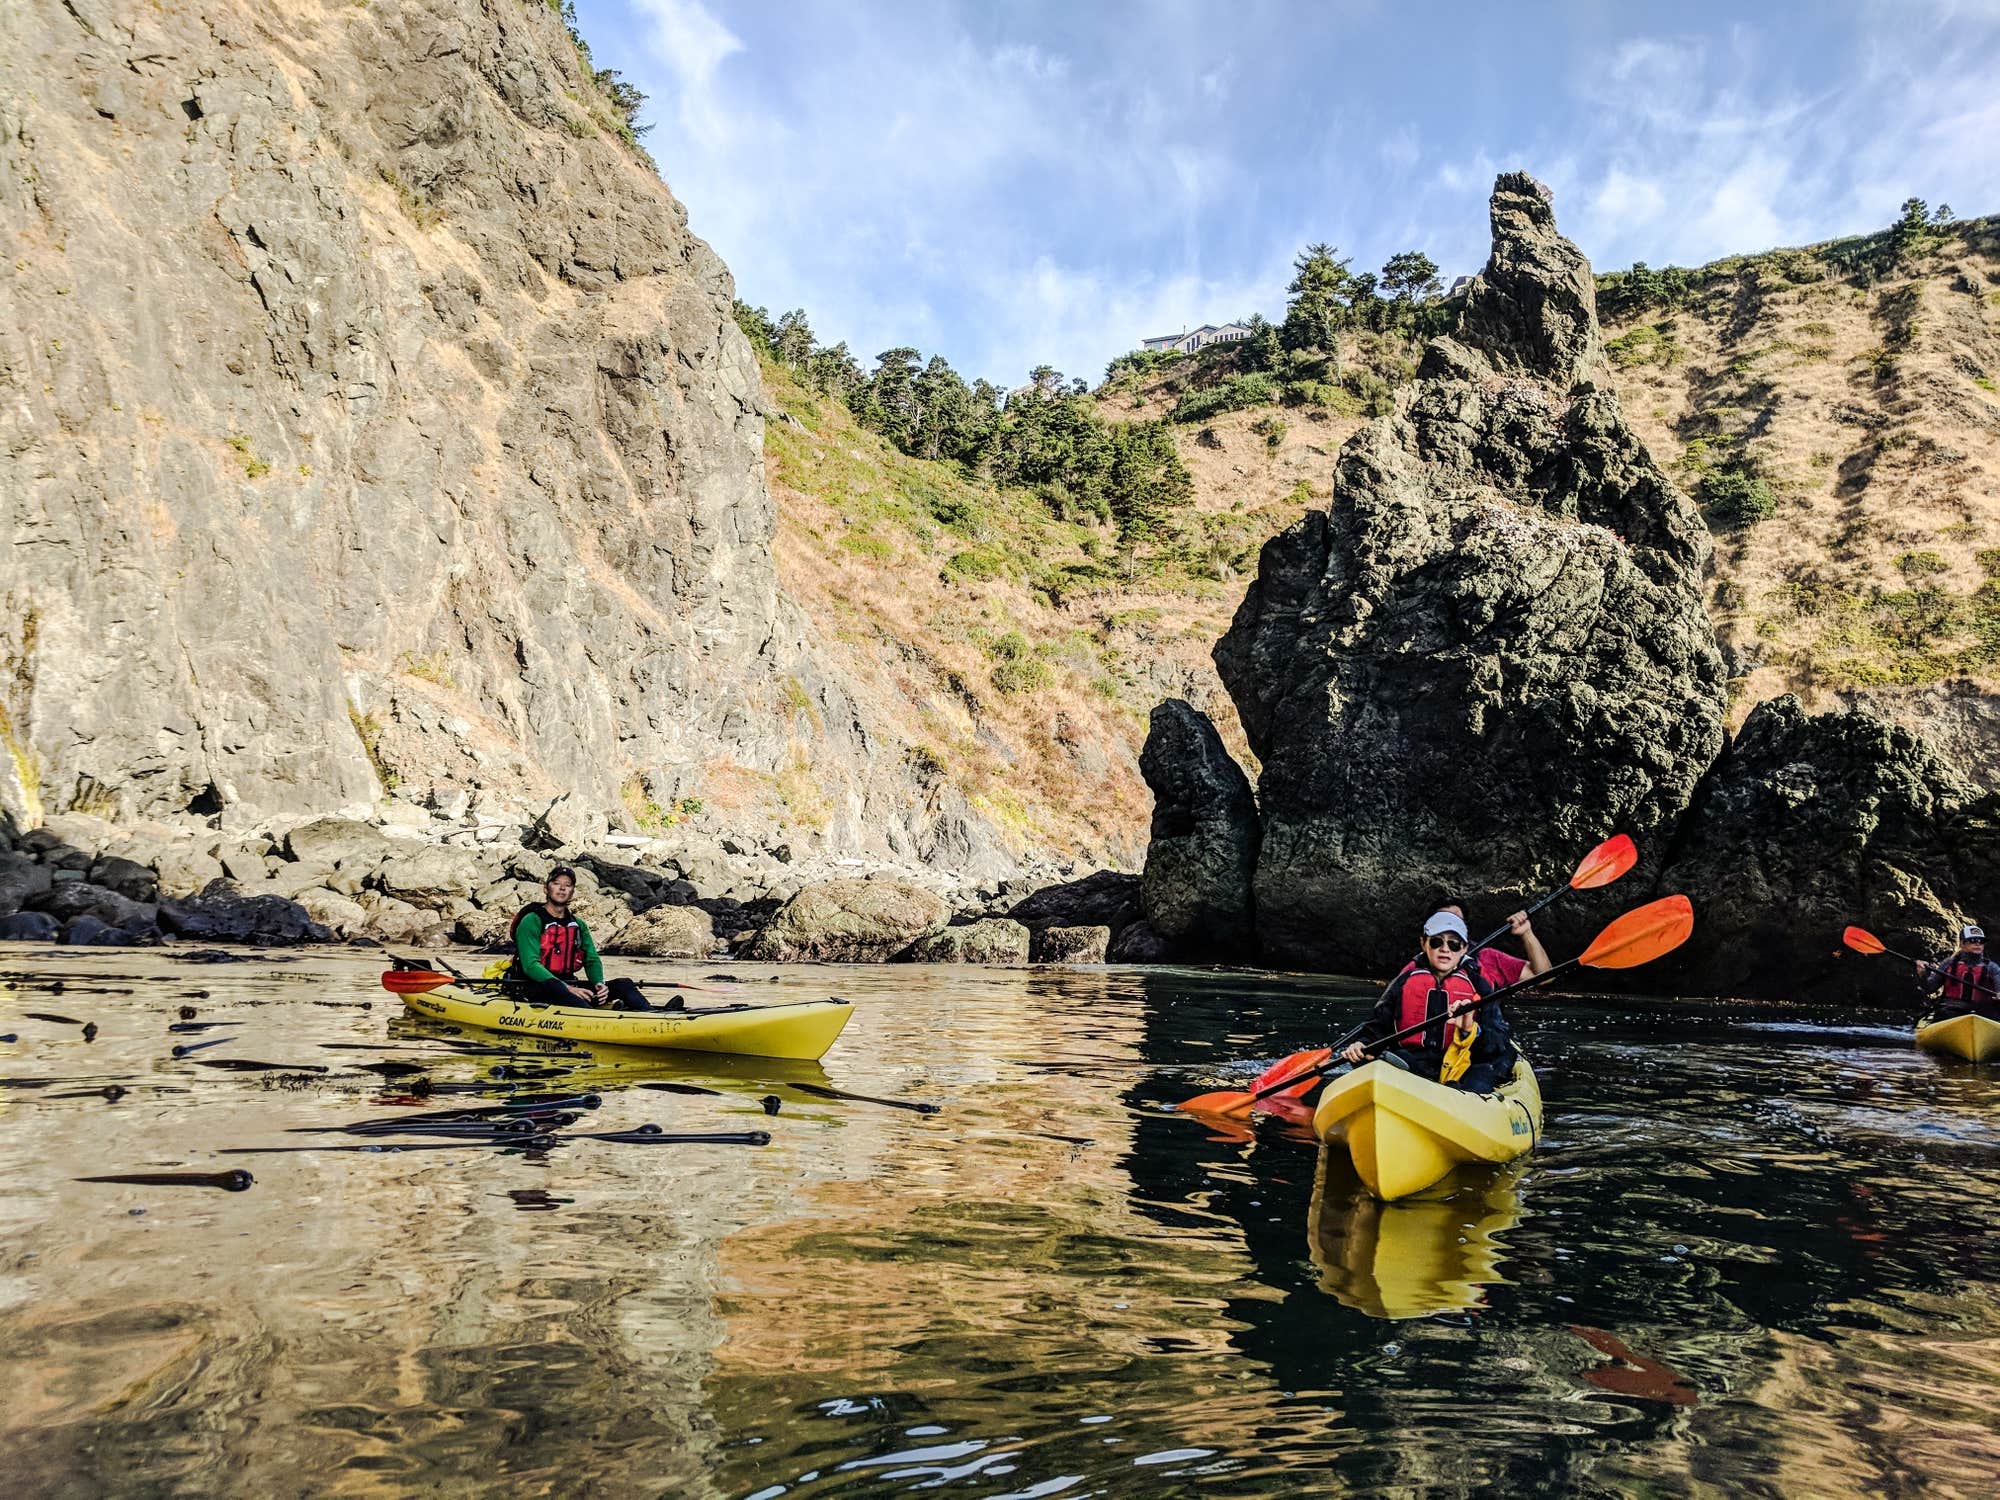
[190,1059,329,1073]
[77,1169,253,1191]
[788,1081,943,1115]
[170,1037,236,1057]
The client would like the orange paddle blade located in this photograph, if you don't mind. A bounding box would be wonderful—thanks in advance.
[380,971,453,994]
[1577,895,1694,970]
[1177,1088,1257,1117]
[1842,925,1887,956]
[1570,834,1638,890]
[1250,1047,1331,1098]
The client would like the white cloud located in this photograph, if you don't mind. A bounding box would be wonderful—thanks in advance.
[630,0,744,148]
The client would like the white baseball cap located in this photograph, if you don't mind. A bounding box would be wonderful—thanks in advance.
[1423,910,1469,941]
[1964,924,1986,941]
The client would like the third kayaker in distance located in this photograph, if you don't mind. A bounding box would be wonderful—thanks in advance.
[1339,909,1536,1093]
[509,866,658,1011]
[1915,923,2000,1021]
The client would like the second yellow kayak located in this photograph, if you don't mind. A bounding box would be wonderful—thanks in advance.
[1312,1056,1542,1201]
[399,982,853,1061]
[1914,1012,2000,1063]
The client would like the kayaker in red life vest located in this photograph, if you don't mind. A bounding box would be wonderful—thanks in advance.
[1915,924,2000,1021]
[1338,909,1550,1092]
[509,866,653,1010]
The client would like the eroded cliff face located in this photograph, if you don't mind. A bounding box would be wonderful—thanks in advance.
[0,0,1002,869]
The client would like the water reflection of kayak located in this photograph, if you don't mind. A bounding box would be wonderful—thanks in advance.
[1913,1012,2000,1063]
[1308,1151,1523,1319]
[396,981,852,1061]
[1311,1056,1542,1201]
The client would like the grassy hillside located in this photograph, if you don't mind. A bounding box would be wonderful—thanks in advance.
[760,212,2000,866]
[760,360,1254,867]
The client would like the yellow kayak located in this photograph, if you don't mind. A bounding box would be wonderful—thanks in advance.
[398,982,853,1061]
[1312,1056,1542,1201]
[1308,1153,1524,1319]
[1914,1012,2000,1063]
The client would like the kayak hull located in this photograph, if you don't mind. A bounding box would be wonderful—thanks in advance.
[1914,1012,2000,1063]
[1308,1152,1524,1319]
[1311,1057,1542,1202]
[398,983,853,1061]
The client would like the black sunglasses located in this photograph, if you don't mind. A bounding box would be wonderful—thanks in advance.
[1425,934,1466,951]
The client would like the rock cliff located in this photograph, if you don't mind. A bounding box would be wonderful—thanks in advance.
[0,0,1002,872]
[1210,174,1729,970]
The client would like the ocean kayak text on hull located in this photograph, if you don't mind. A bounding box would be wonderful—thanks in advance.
[1311,1056,1543,1202]
[393,981,854,1062]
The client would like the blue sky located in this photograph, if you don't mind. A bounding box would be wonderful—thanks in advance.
[573,0,2000,387]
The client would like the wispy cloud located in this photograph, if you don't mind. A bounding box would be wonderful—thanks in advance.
[575,0,2000,380]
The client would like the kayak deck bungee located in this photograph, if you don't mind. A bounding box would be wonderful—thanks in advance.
[1311,1056,1542,1202]
[1913,1012,2000,1063]
[395,981,853,1061]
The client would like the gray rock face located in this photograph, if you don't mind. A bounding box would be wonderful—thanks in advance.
[0,851,52,917]
[1652,697,2000,1001]
[1033,925,1111,964]
[0,0,1009,876]
[1104,921,1172,963]
[905,918,1030,965]
[1213,174,1728,972]
[285,819,395,871]
[609,904,717,959]
[1138,701,1259,957]
[747,879,949,962]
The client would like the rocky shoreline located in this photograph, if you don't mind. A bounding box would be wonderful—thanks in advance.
[0,804,1147,966]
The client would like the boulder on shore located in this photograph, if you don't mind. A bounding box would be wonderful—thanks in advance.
[161,880,333,946]
[747,879,949,962]
[1033,925,1111,964]
[610,904,717,959]
[905,918,1031,965]
[1006,871,1141,937]
[1138,700,1260,959]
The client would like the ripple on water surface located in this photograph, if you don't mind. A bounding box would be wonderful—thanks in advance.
[2,954,1999,1496]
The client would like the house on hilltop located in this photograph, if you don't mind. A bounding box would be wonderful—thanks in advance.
[1141,322,1253,355]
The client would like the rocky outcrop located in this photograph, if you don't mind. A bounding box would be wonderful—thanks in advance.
[1652,697,2000,1001]
[1033,925,1111,964]
[905,918,1030,965]
[1138,700,1259,958]
[1006,871,1143,939]
[746,879,950,963]
[0,0,1012,876]
[1211,173,1728,971]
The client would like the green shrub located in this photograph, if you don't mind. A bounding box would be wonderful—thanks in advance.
[1702,468,1777,529]
[1169,373,1278,424]
[1280,378,1348,412]
[1976,548,2000,578]
[948,545,1008,580]
[991,656,1051,695]
[1895,550,1947,581]
[1251,414,1288,449]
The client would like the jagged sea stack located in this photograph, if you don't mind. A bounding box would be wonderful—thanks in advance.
[1137,699,1260,959]
[1213,174,1728,971]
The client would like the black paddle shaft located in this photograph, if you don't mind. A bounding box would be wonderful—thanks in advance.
[1244,958,1579,1107]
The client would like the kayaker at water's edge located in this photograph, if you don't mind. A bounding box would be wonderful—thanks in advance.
[509,867,655,1010]
[1339,908,1549,1092]
[1914,923,2000,1022]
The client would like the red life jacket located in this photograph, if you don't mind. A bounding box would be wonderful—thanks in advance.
[1937,955,1996,1006]
[509,905,584,979]
[1392,965,1488,1053]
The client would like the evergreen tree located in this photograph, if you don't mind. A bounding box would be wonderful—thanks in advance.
[1243,314,1282,371]
[864,348,922,449]
[1381,250,1442,302]
[774,308,816,368]
[1282,243,1356,351]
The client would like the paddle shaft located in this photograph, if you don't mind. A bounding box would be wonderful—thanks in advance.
[1888,945,2000,1001]
[1241,959,1576,1107]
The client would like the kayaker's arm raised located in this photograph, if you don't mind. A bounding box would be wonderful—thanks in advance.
[1510,910,1553,976]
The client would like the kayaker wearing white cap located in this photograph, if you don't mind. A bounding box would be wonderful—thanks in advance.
[1339,908,1542,1093]
[1915,923,2000,1022]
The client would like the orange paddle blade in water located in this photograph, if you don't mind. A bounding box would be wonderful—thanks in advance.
[380,971,454,994]
[1570,833,1638,890]
[1181,1047,1331,1116]
[1577,895,1694,969]
[1842,926,1887,956]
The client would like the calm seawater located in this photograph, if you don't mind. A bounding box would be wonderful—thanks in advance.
[3,950,1997,1498]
